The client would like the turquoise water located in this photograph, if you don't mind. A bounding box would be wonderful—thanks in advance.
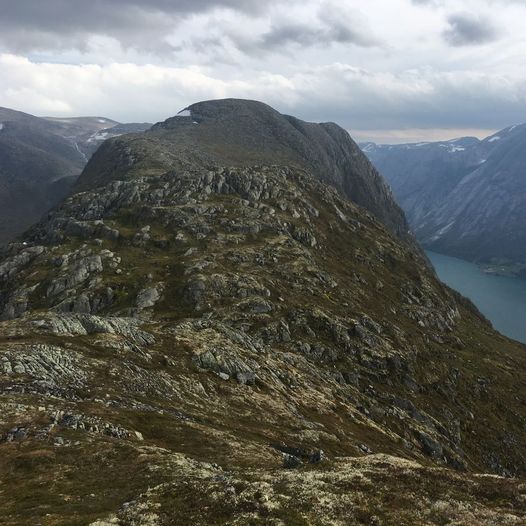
[426,251,526,344]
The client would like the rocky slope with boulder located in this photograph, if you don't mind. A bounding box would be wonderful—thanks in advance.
[0,100,525,525]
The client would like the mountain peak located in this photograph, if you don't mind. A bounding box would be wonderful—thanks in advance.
[363,122,526,269]
[79,98,411,241]
[156,98,281,128]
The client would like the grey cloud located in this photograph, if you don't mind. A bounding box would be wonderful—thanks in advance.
[261,23,377,49]
[259,3,379,50]
[274,65,526,134]
[318,6,380,46]
[443,13,500,46]
[262,23,324,48]
[0,0,274,53]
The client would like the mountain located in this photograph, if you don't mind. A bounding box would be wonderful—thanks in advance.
[78,99,410,241]
[0,108,86,244]
[362,124,526,273]
[1,99,526,524]
[0,107,151,245]
[43,116,153,158]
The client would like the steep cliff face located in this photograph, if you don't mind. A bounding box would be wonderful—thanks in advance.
[363,125,526,270]
[1,101,526,524]
[77,99,410,241]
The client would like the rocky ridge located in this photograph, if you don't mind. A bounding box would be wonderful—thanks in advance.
[77,99,410,242]
[0,101,525,524]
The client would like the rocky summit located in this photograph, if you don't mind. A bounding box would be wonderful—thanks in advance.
[78,99,410,242]
[0,99,526,525]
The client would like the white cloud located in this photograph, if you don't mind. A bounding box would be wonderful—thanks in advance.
[0,54,300,122]
[1,0,526,140]
[2,53,526,137]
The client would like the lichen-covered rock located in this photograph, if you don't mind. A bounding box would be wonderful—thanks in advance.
[1,344,88,387]
[31,313,155,346]
[135,285,163,312]
[0,246,45,283]
[46,254,103,297]
[193,349,256,385]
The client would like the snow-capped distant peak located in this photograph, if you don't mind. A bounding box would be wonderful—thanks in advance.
[361,143,376,153]
[87,131,110,143]
[439,143,465,153]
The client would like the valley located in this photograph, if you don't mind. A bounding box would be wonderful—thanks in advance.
[362,125,526,275]
[0,107,151,245]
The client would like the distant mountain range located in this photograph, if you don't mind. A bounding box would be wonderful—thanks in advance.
[0,107,151,244]
[362,124,526,275]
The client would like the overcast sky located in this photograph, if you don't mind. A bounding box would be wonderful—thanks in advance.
[1,0,525,143]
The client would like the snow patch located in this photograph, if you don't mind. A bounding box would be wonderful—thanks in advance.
[97,119,107,123]
[437,221,455,236]
[404,142,429,149]
[176,109,191,118]
[87,131,110,143]
[439,143,465,153]
[0,123,3,131]
[488,136,501,142]
[429,221,455,241]
[334,205,347,222]
[361,143,376,153]
[72,141,88,163]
